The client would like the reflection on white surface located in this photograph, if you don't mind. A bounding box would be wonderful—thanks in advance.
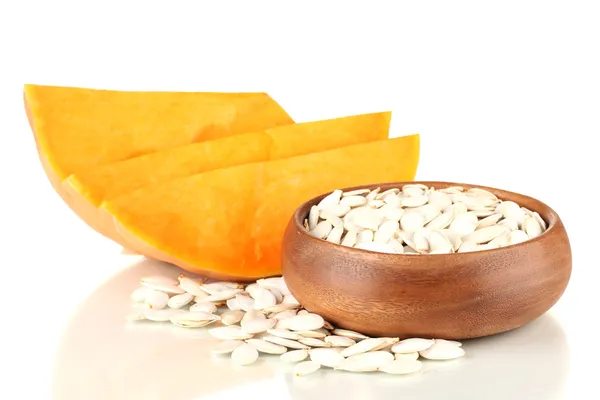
[53,258,569,400]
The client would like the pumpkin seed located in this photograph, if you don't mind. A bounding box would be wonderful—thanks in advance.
[281,349,310,363]
[279,313,325,331]
[167,293,194,309]
[130,287,154,303]
[263,336,310,349]
[221,310,245,326]
[331,329,369,340]
[190,301,217,314]
[379,360,422,375]
[298,338,330,347]
[419,341,466,360]
[394,352,419,361]
[144,291,169,310]
[341,338,387,357]
[241,318,276,334]
[294,361,321,376]
[246,339,287,355]
[267,328,304,340]
[391,338,434,353]
[324,335,356,347]
[178,275,206,296]
[309,348,345,368]
[231,343,259,366]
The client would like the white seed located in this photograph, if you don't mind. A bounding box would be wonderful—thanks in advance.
[403,186,424,197]
[473,208,497,217]
[263,336,310,349]
[231,343,259,366]
[508,229,529,245]
[458,241,478,252]
[244,283,260,297]
[338,351,394,372]
[327,215,343,227]
[282,294,300,306]
[341,338,387,357]
[221,310,245,325]
[374,220,399,243]
[331,329,369,340]
[366,187,380,201]
[376,204,405,221]
[263,303,299,314]
[416,204,442,224]
[489,234,510,247]
[167,293,194,309]
[142,308,185,322]
[498,217,519,231]
[178,275,206,296]
[379,360,422,375]
[279,313,325,331]
[476,213,503,230]
[447,202,468,214]
[382,193,402,207]
[241,309,265,326]
[193,292,210,302]
[130,287,153,303]
[426,210,455,230]
[309,348,345,368]
[465,225,510,244]
[496,201,526,222]
[310,220,333,239]
[388,239,405,253]
[294,361,321,376]
[325,335,356,347]
[281,349,310,363]
[205,288,243,302]
[352,208,382,231]
[356,229,374,244]
[241,318,277,334]
[317,189,343,208]
[246,339,287,355]
[376,188,401,199]
[236,294,255,312]
[371,337,400,351]
[140,275,179,287]
[435,339,463,347]
[140,279,185,295]
[297,329,328,339]
[428,190,452,209]
[400,211,426,233]
[428,230,454,254]
[144,291,169,310]
[391,338,434,353]
[251,287,277,310]
[209,326,254,340]
[413,228,431,253]
[267,328,303,340]
[402,194,428,208]
[523,216,543,239]
[394,352,419,361]
[211,340,244,355]
[190,301,217,314]
[343,188,370,197]
[340,195,368,208]
[201,282,236,295]
[467,188,497,199]
[440,229,462,251]
[326,225,344,244]
[449,212,478,236]
[320,204,351,219]
[419,342,466,360]
[299,338,329,347]
[268,287,284,304]
[170,311,220,328]
[297,310,309,315]
[341,230,358,247]
[308,206,319,231]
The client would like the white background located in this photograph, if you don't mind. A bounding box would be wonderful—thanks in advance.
[1,1,599,399]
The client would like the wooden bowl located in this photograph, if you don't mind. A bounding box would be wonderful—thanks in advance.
[281,181,572,340]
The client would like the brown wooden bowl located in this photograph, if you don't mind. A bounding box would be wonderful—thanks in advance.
[281,181,572,340]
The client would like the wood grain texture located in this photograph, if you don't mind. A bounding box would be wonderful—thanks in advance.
[281,181,572,340]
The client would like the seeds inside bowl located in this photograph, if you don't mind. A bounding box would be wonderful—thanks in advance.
[304,185,548,254]
[126,274,465,376]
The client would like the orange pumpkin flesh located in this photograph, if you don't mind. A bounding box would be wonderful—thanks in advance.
[103,134,420,280]
[24,84,294,239]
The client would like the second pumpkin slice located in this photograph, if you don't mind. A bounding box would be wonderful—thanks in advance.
[103,134,420,281]
[67,112,392,242]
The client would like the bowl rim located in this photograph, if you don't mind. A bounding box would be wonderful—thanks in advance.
[292,180,562,257]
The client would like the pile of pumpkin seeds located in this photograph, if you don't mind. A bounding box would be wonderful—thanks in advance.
[305,184,548,254]
[128,275,465,376]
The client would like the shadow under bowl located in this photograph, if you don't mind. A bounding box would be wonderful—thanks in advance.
[281,181,572,340]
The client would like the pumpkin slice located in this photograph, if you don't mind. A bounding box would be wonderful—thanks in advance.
[103,134,420,280]
[66,111,391,241]
[24,84,293,236]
